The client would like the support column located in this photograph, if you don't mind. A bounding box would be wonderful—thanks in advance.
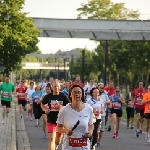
[104,41,108,86]
[81,49,85,83]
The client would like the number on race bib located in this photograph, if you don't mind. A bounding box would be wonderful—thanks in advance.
[69,137,87,147]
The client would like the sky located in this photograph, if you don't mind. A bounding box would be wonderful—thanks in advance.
[23,0,150,54]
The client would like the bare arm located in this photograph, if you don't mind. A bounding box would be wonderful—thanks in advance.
[142,99,150,104]
[86,124,93,138]
[120,95,125,104]
[56,124,73,136]
[41,103,50,114]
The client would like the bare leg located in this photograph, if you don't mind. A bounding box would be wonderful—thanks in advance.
[42,114,47,136]
[112,113,117,134]
[55,132,63,150]
[2,106,6,119]
[48,132,56,150]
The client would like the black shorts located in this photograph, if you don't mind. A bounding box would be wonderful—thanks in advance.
[126,107,134,119]
[144,113,150,119]
[1,100,11,108]
[111,108,122,117]
[42,110,45,114]
[18,100,26,107]
[134,108,144,117]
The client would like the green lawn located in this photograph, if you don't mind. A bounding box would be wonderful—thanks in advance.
[122,109,146,127]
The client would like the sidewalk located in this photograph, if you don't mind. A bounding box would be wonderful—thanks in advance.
[15,102,31,150]
[0,103,16,150]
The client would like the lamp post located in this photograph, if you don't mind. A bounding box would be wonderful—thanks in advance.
[81,49,85,83]
[104,41,108,86]
[64,58,66,80]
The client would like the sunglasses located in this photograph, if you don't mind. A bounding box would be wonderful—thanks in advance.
[116,91,120,92]
[100,87,104,89]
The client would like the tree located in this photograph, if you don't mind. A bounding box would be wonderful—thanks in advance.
[76,0,141,86]
[0,0,39,74]
[77,0,139,19]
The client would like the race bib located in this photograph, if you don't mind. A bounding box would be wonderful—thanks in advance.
[136,98,142,105]
[69,137,87,147]
[112,102,121,109]
[19,93,25,98]
[35,96,39,99]
[50,100,63,111]
[3,92,10,98]
[94,112,99,117]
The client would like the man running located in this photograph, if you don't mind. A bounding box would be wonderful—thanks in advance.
[132,81,147,137]
[84,79,95,102]
[16,80,27,118]
[0,75,15,124]
[71,76,84,87]
[142,85,150,143]
[41,80,70,150]
[97,83,110,146]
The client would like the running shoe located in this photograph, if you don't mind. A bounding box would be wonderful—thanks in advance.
[108,126,111,131]
[126,125,129,129]
[2,120,4,124]
[97,143,100,147]
[116,133,119,138]
[113,133,116,138]
[146,137,150,143]
[91,146,95,150]
[135,129,140,137]
[140,129,142,133]
[131,126,134,129]
[30,117,32,121]
[43,135,47,139]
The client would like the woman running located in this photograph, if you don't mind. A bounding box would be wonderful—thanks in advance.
[26,82,35,121]
[32,85,43,127]
[125,87,134,129]
[86,87,104,150]
[56,84,93,150]
[110,86,125,138]
[41,83,51,139]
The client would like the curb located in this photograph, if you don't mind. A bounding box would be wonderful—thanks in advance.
[11,102,17,150]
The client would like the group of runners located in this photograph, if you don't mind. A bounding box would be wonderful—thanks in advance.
[1,75,150,149]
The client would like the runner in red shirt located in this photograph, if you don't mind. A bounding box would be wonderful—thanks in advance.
[104,81,115,131]
[104,81,115,96]
[16,80,27,118]
[132,81,147,137]
[70,76,84,88]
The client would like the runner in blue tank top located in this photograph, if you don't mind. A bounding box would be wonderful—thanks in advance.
[110,86,125,138]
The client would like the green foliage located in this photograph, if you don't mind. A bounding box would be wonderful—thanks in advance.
[75,0,150,86]
[77,0,140,19]
[0,0,39,74]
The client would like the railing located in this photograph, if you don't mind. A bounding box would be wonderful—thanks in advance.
[21,62,69,67]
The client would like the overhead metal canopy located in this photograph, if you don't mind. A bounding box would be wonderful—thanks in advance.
[32,17,150,41]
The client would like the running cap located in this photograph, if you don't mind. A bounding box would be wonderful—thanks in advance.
[98,82,104,87]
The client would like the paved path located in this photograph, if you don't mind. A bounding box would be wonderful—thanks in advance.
[0,104,16,150]
[21,110,150,150]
